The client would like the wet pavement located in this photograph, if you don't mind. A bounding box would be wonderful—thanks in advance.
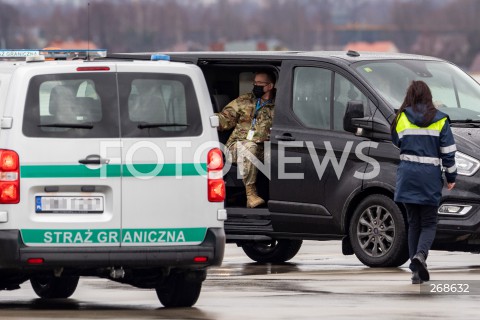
[0,240,479,319]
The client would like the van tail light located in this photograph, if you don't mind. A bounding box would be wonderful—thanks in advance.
[0,150,20,204]
[207,148,225,202]
[27,258,44,265]
[193,256,208,263]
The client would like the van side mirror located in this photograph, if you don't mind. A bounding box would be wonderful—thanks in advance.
[343,101,365,133]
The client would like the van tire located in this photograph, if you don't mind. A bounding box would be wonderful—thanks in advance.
[349,194,409,267]
[241,239,303,263]
[30,275,79,299]
[156,271,203,308]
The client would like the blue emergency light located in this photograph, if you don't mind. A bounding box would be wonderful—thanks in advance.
[151,53,171,61]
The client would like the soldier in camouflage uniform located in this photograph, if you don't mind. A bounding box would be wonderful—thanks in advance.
[216,71,276,208]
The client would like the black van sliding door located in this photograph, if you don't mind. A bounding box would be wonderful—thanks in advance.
[270,60,372,235]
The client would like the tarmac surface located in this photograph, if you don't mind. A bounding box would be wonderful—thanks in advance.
[0,240,479,319]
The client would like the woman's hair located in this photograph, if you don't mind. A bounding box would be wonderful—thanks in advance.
[391,80,437,132]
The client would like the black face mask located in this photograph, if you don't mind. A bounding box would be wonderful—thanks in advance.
[252,85,265,99]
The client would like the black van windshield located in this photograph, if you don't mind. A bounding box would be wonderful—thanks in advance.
[354,60,480,122]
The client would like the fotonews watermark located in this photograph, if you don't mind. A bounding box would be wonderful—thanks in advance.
[98,140,380,180]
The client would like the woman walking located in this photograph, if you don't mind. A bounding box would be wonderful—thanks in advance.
[391,80,457,284]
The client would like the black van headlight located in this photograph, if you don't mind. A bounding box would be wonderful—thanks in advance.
[438,204,472,215]
[455,152,480,176]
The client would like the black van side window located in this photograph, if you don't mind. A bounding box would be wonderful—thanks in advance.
[23,73,118,138]
[293,67,332,130]
[333,73,373,132]
[118,73,202,138]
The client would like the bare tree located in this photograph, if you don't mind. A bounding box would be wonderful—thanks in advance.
[0,1,20,48]
[17,0,480,66]
[390,0,435,52]
[439,0,480,67]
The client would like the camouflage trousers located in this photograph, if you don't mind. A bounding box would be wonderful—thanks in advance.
[226,141,269,186]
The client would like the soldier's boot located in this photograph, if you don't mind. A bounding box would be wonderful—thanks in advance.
[245,184,265,208]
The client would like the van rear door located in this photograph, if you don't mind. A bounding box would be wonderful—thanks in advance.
[11,64,122,247]
[117,63,216,247]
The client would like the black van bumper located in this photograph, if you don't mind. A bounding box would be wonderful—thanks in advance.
[433,174,480,251]
[0,228,225,269]
[437,205,480,234]
[434,205,480,252]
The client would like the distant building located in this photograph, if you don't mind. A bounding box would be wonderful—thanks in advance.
[45,40,98,50]
[411,33,469,68]
[167,41,207,52]
[210,39,286,52]
[344,41,398,53]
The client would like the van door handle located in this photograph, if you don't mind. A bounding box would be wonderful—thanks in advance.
[275,134,296,141]
[79,155,110,165]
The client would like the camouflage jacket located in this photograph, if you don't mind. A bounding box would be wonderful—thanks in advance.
[216,93,275,147]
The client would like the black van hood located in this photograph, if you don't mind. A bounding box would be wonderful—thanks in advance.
[452,127,480,156]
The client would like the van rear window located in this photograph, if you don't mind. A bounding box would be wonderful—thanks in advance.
[23,72,202,138]
[118,73,202,138]
[23,73,119,138]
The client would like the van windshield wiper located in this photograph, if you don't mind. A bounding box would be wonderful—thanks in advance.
[38,123,94,129]
[137,123,189,129]
[450,119,480,128]
[450,119,480,123]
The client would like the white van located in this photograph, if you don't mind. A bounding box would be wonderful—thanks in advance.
[0,50,226,307]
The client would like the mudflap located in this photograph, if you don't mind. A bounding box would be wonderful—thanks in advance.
[342,236,354,255]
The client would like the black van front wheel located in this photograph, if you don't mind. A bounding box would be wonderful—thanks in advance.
[349,194,409,267]
[241,239,303,263]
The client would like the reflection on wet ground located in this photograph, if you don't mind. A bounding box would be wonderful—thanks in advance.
[207,261,403,277]
[209,262,301,277]
[1,241,480,319]
[0,298,217,319]
[0,299,85,310]
[210,262,480,277]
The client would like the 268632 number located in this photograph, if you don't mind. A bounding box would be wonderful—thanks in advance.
[429,283,469,294]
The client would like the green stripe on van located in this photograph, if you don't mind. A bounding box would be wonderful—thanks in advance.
[20,165,122,178]
[20,228,207,244]
[20,163,207,178]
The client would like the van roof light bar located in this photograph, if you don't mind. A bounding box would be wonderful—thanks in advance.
[0,49,107,61]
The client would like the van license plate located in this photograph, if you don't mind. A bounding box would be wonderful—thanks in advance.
[35,196,104,213]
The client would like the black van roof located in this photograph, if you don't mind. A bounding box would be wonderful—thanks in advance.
[108,50,444,64]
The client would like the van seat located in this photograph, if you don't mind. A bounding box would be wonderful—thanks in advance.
[211,94,232,145]
[75,97,102,122]
[129,90,167,124]
[211,94,231,113]
[49,85,93,123]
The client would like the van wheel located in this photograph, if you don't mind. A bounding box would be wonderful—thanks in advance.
[156,271,203,308]
[30,275,79,299]
[349,194,409,267]
[241,239,303,263]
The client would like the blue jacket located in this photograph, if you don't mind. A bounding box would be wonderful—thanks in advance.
[392,105,457,206]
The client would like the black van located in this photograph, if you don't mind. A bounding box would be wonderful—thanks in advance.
[113,51,480,268]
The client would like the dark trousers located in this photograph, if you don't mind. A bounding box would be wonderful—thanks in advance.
[404,203,438,266]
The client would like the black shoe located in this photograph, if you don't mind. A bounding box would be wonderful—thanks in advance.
[411,271,423,284]
[412,253,430,282]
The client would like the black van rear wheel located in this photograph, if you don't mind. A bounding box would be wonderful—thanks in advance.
[349,194,409,267]
[30,275,79,299]
[241,239,303,263]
